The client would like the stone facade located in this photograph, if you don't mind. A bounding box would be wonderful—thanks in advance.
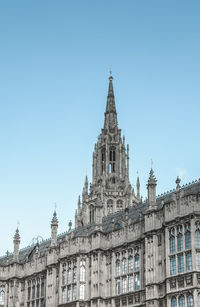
[1,75,200,307]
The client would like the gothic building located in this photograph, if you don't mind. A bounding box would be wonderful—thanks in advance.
[1,75,200,307]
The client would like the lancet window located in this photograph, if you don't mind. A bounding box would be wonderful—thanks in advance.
[27,278,45,306]
[62,260,77,303]
[0,287,5,306]
[109,147,116,173]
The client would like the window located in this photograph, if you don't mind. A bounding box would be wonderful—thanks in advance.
[187,294,194,307]
[32,285,35,299]
[109,148,116,173]
[28,287,31,300]
[178,254,184,273]
[107,200,113,214]
[62,270,66,285]
[135,272,140,290]
[196,252,200,270]
[0,288,5,305]
[135,254,140,271]
[101,148,106,174]
[122,258,127,274]
[195,230,200,248]
[67,269,72,284]
[62,288,66,303]
[186,252,192,271]
[179,296,185,307]
[177,233,183,252]
[185,231,191,250]
[36,284,40,298]
[128,256,133,273]
[116,279,120,295]
[122,277,127,293]
[170,256,176,275]
[117,200,123,211]
[90,205,95,224]
[128,275,133,291]
[171,297,177,307]
[67,286,71,302]
[80,263,86,282]
[80,284,85,300]
[41,282,45,297]
[73,266,77,282]
[170,236,175,254]
[73,285,77,300]
[116,260,120,276]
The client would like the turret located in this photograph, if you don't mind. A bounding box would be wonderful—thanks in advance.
[147,168,157,209]
[50,210,58,247]
[13,227,20,262]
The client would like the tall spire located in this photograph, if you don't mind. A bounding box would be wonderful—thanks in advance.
[13,227,20,262]
[104,72,118,131]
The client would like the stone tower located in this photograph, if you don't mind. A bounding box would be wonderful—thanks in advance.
[75,74,140,227]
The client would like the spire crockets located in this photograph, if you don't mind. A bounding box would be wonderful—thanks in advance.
[104,72,118,131]
[50,209,58,247]
[13,227,20,262]
[147,167,157,209]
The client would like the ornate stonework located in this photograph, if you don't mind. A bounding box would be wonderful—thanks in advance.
[0,75,200,307]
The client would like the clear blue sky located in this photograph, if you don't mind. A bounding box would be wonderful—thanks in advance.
[0,1,200,255]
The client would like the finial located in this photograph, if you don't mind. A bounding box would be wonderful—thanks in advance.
[109,70,113,81]
[151,159,153,169]
[68,220,72,231]
[54,202,57,211]
[176,176,181,190]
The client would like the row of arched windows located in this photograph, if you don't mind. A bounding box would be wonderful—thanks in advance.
[169,224,191,255]
[171,294,194,307]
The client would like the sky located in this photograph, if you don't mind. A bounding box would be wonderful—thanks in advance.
[0,0,200,255]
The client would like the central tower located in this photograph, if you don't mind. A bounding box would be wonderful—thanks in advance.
[75,74,140,228]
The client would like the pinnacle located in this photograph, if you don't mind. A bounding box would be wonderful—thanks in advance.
[51,210,58,226]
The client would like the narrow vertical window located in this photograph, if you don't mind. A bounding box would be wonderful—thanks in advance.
[73,285,77,300]
[0,288,5,306]
[116,260,120,276]
[171,297,177,307]
[197,294,200,307]
[135,254,140,270]
[62,270,66,285]
[67,286,71,302]
[67,269,72,284]
[196,252,200,270]
[109,147,116,173]
[122,277,127,293]
[135,272,140,290]
[187,294,194,307]
[170,236,175,254]
[116,279,120,295]
[185,223,191,250]
[179,296,185,307]
[122,258,127,274]
[62,288,66,304]
[73,266,77,282]
[80,284,85,300]
[195,229,200,248]
[177,230,183,252]
[128,275,133,291]
[186,252,192,271]
[170,256,176,275]
[128,255,133,273]
[178,254,184,273]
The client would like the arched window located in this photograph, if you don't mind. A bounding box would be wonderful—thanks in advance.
[0,288,5,305]
[178,254,184,273]
[122,258,127,274]
[117,199,123,211]
[177,233,183,251]
[80,264,86,282]
[116,260,120,276]
[67,285,71,302]
[62,270,66,285]
[170,236,175,254]
[36,283,40,298]
[73,266,77,282]
[135,254,140,271]
[185,231,191,249]
[107,200,113,214]
[67,268,72,284]
[90,205,95,224]
[41,282,45,297]
[128,255,133,273]
[186,252,192,271]
[187,294,194,307]
[171,297,177,307]
[32,285,35,299]
[196,230,200,248]
[101,148,106,174]
[179,295,185,307]
[109,147,116,173]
